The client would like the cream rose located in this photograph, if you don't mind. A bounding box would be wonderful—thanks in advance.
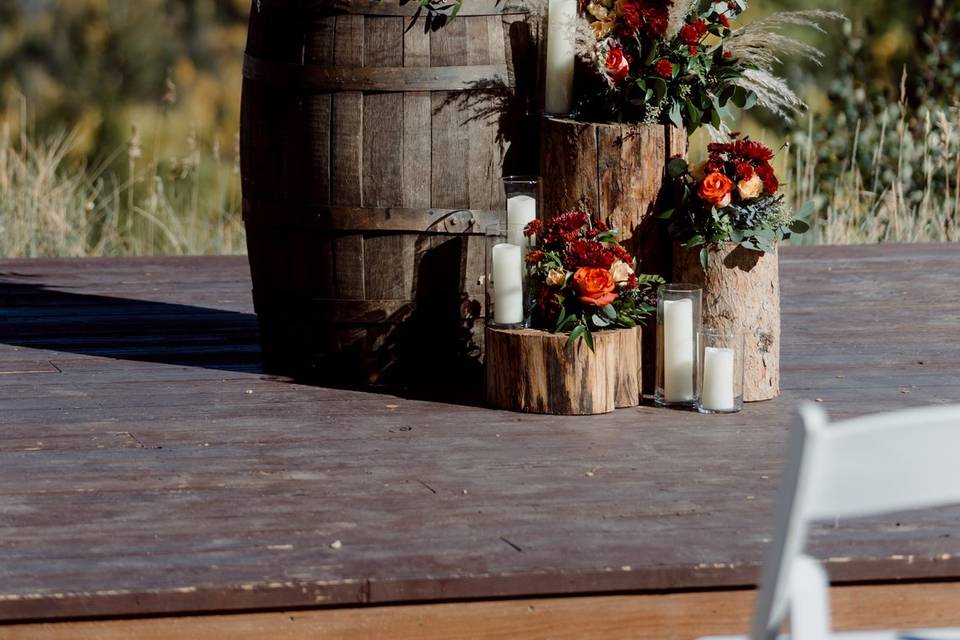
[609,260,634,285]
[737,174,763,200]
[545,268,567,287]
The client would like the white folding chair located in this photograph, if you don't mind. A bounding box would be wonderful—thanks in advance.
[703,402,960,640]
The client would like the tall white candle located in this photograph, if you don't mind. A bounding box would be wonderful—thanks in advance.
[701,347,735,411]
[545,0,576,114]
[492,243,524,325]
[506,194,537,247]
[663,298,695,402]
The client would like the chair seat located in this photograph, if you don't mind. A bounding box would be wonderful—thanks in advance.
[701,628,960,640]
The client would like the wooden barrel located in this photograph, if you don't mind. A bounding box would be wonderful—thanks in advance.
[240,0,539,391]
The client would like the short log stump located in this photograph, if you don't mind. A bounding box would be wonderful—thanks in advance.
[484,326,642,415]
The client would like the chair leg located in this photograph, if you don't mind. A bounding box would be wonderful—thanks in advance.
[789,555,832,640]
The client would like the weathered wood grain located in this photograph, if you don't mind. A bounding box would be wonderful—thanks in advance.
[674,242,781,401]
[540,117,685,395]
[485,326,642,414]
[3,582,960,640]
[0,246,958,624]
[240,2,538,386]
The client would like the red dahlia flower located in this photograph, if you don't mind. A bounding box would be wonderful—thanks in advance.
[718,13,731,28]
[735,161,755,180]
[756,162,779,193]
[679,23,699,45]
[523,218,542,237]
[566,239,617,269]
[655,59,673,78]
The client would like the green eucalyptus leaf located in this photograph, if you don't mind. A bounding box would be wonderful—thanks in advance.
[699,246,710,271]
[667,158,689,178]
[668,100,683,128]
[789,219,810,234]
[566,324,586,347]
[731,86,748,108]
[684,234,705,248]
[684,99,701,129]
[583,326,595,352]
[602,304,617,320]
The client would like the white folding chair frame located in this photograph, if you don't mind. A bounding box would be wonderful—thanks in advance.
[750,403,960,640]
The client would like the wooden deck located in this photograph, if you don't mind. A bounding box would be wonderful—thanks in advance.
[1,244,959,637]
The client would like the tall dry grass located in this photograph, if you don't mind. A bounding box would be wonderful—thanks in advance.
[787,104,959,245]
[0,107,244,258]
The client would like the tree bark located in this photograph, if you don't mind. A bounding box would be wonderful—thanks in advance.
[539,116,686,395]
[673,243,781,402]
[485,326,642,415]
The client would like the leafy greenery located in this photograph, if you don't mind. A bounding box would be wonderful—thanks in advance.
[524,213,663,350]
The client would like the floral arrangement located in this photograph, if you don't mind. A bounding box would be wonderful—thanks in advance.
[575,0,842,131]
[523,211,663,348]
[663,137,811,268]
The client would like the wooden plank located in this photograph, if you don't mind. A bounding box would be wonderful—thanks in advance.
[0,247,959,622]
[466,15,505,210]
[330,15,364,206]
[360,16,406,301]
[242,55,510,92]
[429,17,469,209]
[401,15,431,209]
[311,0,529,17]
[3,582,960,639]
[300,16,336,205]
[242,201,499,233]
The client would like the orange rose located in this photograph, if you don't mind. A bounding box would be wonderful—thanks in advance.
[698,172,734,208]
[573,267,618,307]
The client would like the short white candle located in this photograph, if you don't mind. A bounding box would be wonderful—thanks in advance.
[492,243,524,325]
[506,194,537,247]
[701,347,736,411]
[663,298,695,402]
[545,0,576,114]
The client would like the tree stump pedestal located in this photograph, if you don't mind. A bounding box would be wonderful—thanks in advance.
[484,326,642,415]
[673,243,781,402]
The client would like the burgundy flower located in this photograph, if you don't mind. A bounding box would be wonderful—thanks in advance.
[756,162,779,193]
[679,23,699,45]
[718,13,731,28]
[655,59,673,78]
[566,239,617,269]
[525,249,545,264]
[534,287,562,321]
[524,218,542,237]
[735,161,755,180]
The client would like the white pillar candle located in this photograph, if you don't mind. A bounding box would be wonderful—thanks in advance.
[506,194,537,247]
[492,243,524,325]
[545,0,576,114]
[663,298,695,402]
[701,347,736,411]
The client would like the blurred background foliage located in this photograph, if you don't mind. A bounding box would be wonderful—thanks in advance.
[0,0,956,256]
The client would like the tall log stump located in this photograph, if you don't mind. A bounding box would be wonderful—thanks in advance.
[673,243,780,401]
[485,326,642,415]
[539,116,687,394]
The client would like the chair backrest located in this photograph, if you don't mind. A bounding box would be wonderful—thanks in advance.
[750,402,960,640]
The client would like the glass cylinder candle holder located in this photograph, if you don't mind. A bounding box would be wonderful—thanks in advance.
[655,284,702,408]
[485,223,527,329]
[502,176,540,248]
[697,330,745,414]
